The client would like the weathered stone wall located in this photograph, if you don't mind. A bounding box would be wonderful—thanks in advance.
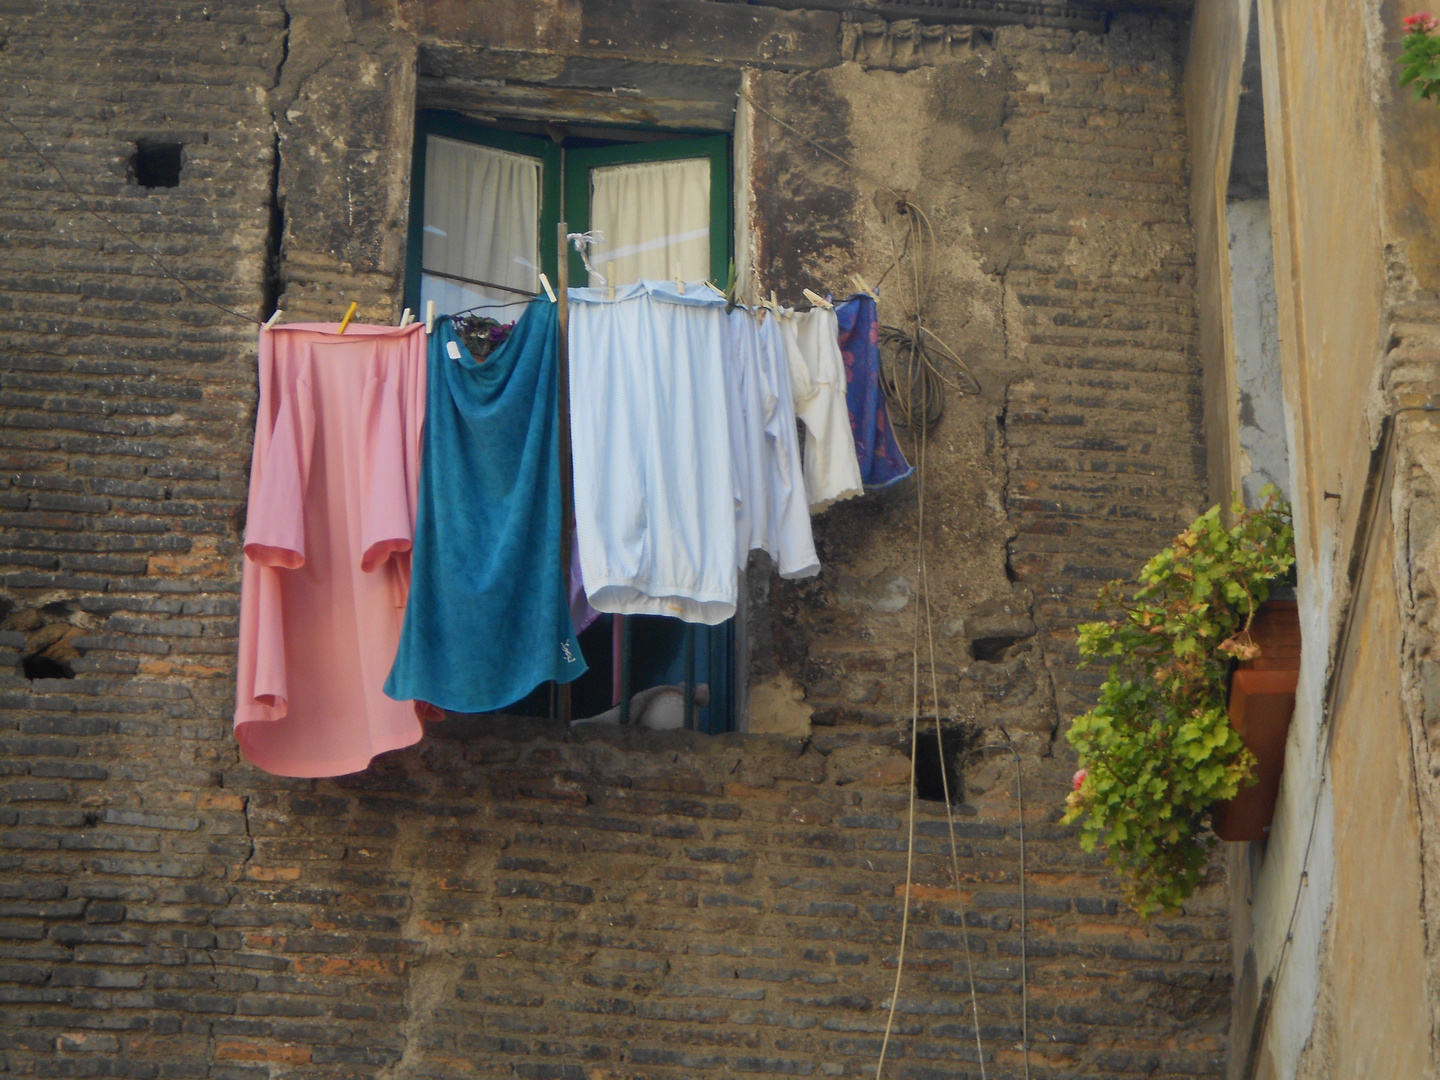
[0,3,1226,1078]
[747,18,1207,748]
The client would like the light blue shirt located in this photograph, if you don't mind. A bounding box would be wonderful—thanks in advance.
[568,281,739,625]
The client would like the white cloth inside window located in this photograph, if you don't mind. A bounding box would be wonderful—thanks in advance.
[420,136,540,315]
[588,158,711,288]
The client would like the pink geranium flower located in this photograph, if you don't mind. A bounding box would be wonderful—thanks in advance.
[1404,12,1439,33]
[1072,769,1088,791]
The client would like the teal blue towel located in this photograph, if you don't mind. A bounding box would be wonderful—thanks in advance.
[385,302,586,713]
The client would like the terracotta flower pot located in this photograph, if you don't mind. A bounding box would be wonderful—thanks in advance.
[1211,599,1301,843]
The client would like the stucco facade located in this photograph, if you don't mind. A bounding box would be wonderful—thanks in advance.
[1186,0,1440,1075]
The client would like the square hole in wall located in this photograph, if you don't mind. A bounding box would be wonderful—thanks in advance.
[132,140,183,188]
[912,721,978,805]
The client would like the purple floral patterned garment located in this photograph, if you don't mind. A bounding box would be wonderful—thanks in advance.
[835,294,913,491]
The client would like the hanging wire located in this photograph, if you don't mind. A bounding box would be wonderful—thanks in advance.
[425,267,538,297]
[921,419,989,1079]
[446,297,536,318]
[2,115,261,326]
[876,200,981,433]
[744,84,1020,1080]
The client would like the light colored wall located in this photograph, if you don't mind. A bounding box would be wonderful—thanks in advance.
[1226,198,1288,505]
[1185,0,1250,508]
[1308,512,1433,1077]
[1189,0,1440,1074]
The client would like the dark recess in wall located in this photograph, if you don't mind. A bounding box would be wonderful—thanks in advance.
[132,140,182,188]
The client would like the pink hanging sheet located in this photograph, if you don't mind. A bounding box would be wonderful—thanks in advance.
[234,322,427,777]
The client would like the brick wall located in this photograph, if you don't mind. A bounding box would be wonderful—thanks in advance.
[0,5,1225,1078]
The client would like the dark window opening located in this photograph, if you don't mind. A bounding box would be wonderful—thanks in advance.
[405,109,735,732]
[22,652,74,680]
[912,722,976,804]
[132,140,183,188]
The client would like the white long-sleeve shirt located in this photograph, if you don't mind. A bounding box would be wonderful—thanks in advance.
[782,307,864,513]
[723,308,819,578]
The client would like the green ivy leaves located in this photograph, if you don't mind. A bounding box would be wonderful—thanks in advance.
[1062,490,1294,916]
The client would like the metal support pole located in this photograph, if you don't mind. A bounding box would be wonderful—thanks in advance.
[612,614,624,707]
[684,623,697,731]
[619,615,634,725]
[556,221,574,724]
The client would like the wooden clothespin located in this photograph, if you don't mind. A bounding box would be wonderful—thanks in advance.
[851,273,877,299]
[425,300,436,335]
[769,290,784,318]
[337,301,358,335]
[263,310,282,330]
[802,288,832,310]
[608,279,616,301]
[538,273,557,303]
[704,280,727,299]
[399,307,412,327]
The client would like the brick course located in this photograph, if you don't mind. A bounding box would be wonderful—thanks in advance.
[0,4,1223,1078]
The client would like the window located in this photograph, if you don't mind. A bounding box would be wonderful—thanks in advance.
[404,114,561,313]
[564,137,730,289]
[405,111,735,733]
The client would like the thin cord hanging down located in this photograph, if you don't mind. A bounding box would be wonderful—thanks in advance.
[2,115,260,327]
[920,415,988,1080]
[876,200,981,432]
[875,401,992,1080]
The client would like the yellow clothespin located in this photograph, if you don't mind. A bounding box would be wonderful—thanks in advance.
[337,301,358,334]
[399,307,412,327]
[263,310,282,330]
[852,273,876,299]
[425,300,436,335]
[802,288,832,310]
[538,274,557,303]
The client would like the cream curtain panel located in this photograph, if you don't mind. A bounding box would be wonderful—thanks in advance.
[588,157,711,288]
[420,136,540,315]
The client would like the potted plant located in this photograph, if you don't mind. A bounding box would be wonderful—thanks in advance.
[1062,490,1296,916]
[1399,12,1440,105]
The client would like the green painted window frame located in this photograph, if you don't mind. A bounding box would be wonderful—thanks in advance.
[562,135,732,288]
[403,110,562,312]
[400,118,737,732]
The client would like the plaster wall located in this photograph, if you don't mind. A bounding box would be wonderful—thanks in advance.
[1252,0,1392,1066]
[1189,0,1440,1074]
[1184,0,1248,508]
[1302,513,1433,1078]
[1225,199,1286,505]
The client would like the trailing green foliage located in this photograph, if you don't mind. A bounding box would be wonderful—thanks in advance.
[1062,491,1295,916]
[1400,13,1440,104]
